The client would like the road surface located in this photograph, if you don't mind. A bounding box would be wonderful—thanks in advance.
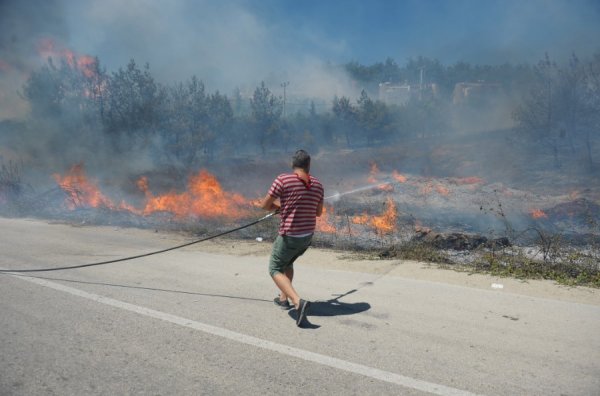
[1,218,599,395]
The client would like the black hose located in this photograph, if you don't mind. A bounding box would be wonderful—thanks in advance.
[0,212,277,273]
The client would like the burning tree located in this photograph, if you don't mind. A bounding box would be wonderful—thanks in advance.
[23,55,107,135]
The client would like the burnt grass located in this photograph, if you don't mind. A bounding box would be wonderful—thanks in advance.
[2,132,600,287]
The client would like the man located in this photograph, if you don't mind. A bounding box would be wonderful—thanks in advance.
[260,149,324,327]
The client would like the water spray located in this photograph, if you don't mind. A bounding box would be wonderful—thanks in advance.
[325,180,393,203]
[0,181,393,273]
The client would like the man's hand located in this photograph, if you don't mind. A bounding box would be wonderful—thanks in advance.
[260,194,281,211]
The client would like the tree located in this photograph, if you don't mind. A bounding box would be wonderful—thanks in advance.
[207,90,234,158]
[583,52,600,171]
[23,59,64,119]
[161,77,233,166]
[512,54,563,167]
[512,53,600,170]
[103,60,166,148]
[22,56,107,153]
[250,82,283,154]
[560,53,600,172]
[332,95,357,147]
[161,76,208,167]
[357,90,394,145]
[232,87,246,116]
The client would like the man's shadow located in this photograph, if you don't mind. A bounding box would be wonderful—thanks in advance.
[288,289,370,329]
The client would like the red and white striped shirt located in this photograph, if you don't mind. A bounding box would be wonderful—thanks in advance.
[268,173,324,236]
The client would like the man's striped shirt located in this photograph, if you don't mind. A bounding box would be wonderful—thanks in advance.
[268,172,324,236]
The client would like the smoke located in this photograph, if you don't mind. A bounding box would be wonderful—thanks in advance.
[1,1,598,190]
[0,0,359,122]
[2,0,600,121]
[60,0,357,99]
[0,0,68,119]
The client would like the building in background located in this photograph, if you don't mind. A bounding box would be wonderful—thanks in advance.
[378,82,438,105]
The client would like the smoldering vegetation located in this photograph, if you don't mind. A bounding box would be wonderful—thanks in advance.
[1,49,600,286]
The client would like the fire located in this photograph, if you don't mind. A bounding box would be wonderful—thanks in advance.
[76,55,97,78]
[392,170,407,183]
[371,197,398,235]
[52,162,401,236]
[54,165,251,220]
[351,213,370,225]
[435,185,450,196]
[53,163,119,210]
[419,182,433,196]
[37,38,99,79]
[367,162,395,190]
[351,197,397,235]
[368,161,380,184]
[137,170,250,220]
[530,209,548,219]
[414,221,431,234]
[316,205,336,233]
[452,177,484,185]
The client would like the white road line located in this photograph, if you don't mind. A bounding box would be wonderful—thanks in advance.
[9,273,481,396]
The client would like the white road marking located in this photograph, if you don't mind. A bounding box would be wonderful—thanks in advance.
[8,273,481,396]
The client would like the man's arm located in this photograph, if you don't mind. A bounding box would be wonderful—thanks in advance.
[260,194,281,211]
[316,200,323,217]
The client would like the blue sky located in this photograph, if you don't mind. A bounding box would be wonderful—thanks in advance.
[60,0,600,88]
[241,0,600,64]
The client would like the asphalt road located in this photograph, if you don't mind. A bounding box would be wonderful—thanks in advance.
[1,218,599,395]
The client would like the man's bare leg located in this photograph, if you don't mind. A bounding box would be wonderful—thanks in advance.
[272,271,300,309]
[278,267,294,302]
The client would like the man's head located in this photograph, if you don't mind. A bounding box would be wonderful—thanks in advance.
[292,149,311,172]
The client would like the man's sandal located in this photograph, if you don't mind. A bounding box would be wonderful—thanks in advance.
[296,299,311,327]
[274,297,292,310]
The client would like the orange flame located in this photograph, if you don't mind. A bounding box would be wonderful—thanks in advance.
[452,177,484,185]
[138,170,250,220]
[53,163,118,210]
[435,185,450,196]
[351,198,397,235]
[37,38,98,79]
[378,183,394,192]
[54,165,251,220]
[368,161,380,184]
[371,197,397,235]
[76,55,97,78]
[530,209,548,219]
[316,205,336,233]
[392,170,407,183]
[351,213,370,225]
[419,182,433,196]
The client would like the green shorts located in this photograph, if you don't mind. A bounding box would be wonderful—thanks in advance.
[268,234,313,277]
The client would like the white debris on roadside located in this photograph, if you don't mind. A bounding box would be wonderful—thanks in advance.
[256,237,263,242]
[491,283,504,289]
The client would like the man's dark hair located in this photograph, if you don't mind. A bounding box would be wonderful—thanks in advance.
[292,149,311,171]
